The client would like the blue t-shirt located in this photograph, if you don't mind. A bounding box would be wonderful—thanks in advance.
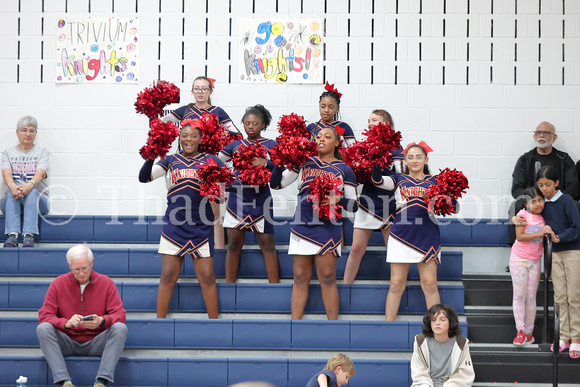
[305,369,337,387]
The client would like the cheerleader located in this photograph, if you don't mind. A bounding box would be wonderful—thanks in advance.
[138,121,227,319]
[162,76,241,249]
[306,82,356,147]
[218,105,280,283]
[343,109,404,284]
[372,143,441,320]
[271,128,358,320]
[162,76,240,136]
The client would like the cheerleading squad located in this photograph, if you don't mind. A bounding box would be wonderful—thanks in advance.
[138,78,462,324]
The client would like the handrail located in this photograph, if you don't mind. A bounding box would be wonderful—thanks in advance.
[552,303,560,387]
[542,235,553,343]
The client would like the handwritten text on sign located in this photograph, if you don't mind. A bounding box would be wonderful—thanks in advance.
[55,17,139,84]
[239,18,324,84]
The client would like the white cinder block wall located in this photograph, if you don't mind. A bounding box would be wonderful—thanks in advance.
[1,0,579,221]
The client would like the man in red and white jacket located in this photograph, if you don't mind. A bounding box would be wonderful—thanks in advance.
[37,245,127,387]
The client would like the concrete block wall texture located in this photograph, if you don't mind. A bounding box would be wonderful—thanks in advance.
[0,0,579,219]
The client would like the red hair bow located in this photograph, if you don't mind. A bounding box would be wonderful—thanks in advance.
[324,81,343,98]
[403,141,433,155]
[181,118,203,129]
[335,125,346,135]
[208,78,216,88]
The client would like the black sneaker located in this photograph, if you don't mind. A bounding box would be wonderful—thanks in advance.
[3,234,18,247]
[22,233,35,248]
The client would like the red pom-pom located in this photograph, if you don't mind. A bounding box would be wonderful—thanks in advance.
[226,132,243,145]
[340,142,375,183]
[340,122,402,184]
[194,113,229,155]
[425,168,469,216]
[269,113,318,170]
[307,175,344,220]
[270,136,318,171]
[232,143,272,186]
[197,158,235,202]
[139,119,180,160]
[277,113,309,138]
[135,80,181,120]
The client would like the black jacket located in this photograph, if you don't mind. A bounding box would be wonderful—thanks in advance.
[511,147,579,200]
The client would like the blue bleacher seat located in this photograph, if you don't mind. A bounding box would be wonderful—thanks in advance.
[305,284,351,314]
[439,219,473,246]
[276,251,295,278]
[114,357,169,386]
[128,248,162,276]
[0,248,18,274]
[349,284,401,314]
[405,284,465,314]
[93,216,148,243]
[8,282,49,310]
[272,217,293,244]
[178,283,236,312]
[174,319,233,349]
[125,319,174,348]
[237,249,272,278]
[227,358,288,387]
[18,248,69,276]
[349,359,410,387]
[1,215,509,246]
[288,359,327,387]
[233,319,291,349]
[291,320,350,350]
[0,317,38,347]
[472,220,509,246]
[235,283,292,313]
[146,216,164,243]
[91,248,130,276]
[39,215,94,242]
[350,321,409,350]
[121,283,178,311]
[342,217,355,245]
[0,356,48,387]
[0,282,9,309]
[168,358,228,387]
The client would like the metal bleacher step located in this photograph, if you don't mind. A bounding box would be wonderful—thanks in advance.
[0,214,475,386]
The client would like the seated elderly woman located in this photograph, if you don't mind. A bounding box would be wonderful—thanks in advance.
[1,116,50,247]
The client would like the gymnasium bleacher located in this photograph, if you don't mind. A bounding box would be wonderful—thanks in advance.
[0,215,483,386]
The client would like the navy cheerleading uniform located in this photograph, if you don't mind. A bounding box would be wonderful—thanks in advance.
[376,173,441,263]
[170,104,240,136]
[219,137,277,234]
[271,156,358,257]
[149,153,227,257]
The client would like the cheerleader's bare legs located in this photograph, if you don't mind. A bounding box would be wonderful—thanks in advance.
[211,201,225,249]
[385,263,411,320]
[316,253,339,320]
[384,261,440,320]
[343,226,391,284]
[256,232,280,283]
[225,229,280,283]
[157,254,183,318]
[157,254,218,319]
[417,260,440,310]
[192,256,219,319]
[292,255,313,320]
[292,253,339,320]
[225,228,245,283]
